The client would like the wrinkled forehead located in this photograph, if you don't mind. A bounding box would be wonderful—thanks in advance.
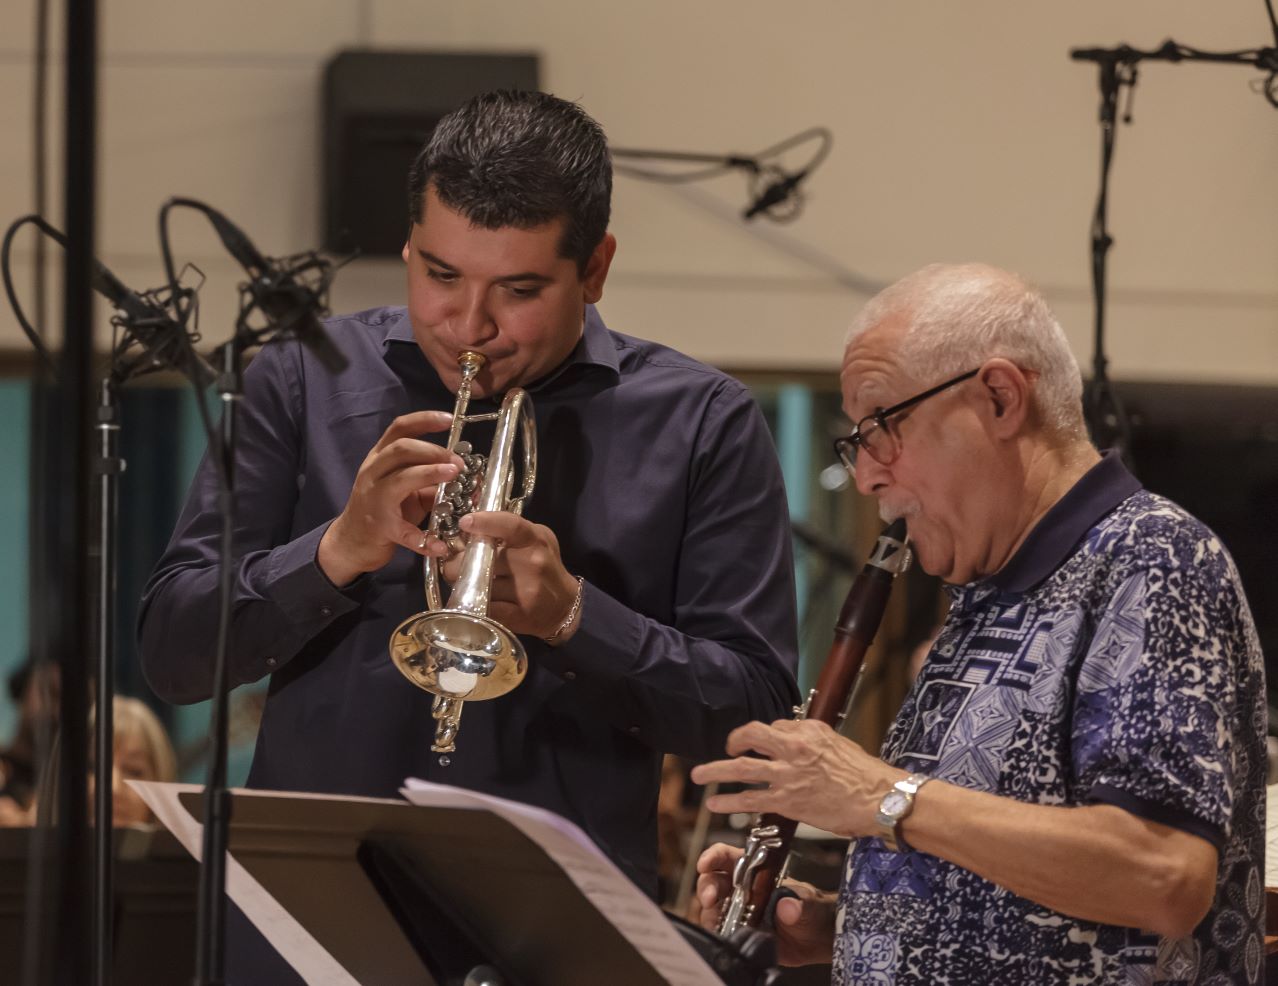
[839,316,913,416]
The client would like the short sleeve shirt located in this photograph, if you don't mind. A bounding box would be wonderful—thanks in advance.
[833,453,1267,986]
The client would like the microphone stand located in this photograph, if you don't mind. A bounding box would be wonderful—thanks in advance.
[194,334,242,986]
[154,198,339,986]
[93,317,204,986]
[1070,39,1278,457]
[3,206,208,986]
[92,375,122,986]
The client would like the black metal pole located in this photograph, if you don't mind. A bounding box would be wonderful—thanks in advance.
[1070,38,1278,456]
[93,377,122,986]
[1082,56,1128,455]
[50,0,97,982]
[194,341,241,986]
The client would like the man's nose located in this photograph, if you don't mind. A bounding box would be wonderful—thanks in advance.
[451,287,497,345]
[853,453,890,498]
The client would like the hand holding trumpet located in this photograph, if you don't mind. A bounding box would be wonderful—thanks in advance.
[442,511,583,643]
[317,410,465,586]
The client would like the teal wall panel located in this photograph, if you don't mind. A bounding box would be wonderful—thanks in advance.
[0,381,29,743]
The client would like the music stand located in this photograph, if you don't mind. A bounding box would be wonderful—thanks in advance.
[132,782,727,986]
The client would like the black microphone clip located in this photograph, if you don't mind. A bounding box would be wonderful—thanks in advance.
[241,250,348,374]
[95,261,211,386]
[203,207,349,373]
[742,169,808,221]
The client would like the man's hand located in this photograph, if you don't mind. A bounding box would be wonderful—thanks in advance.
[694,842,837,967]
[318,411,464,586]
[690,719,905,837]
[439,511,582,642]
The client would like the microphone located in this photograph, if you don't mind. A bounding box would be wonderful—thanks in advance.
[204,209,349,373]
[92,259,165,326]
[91,260,213,384]
[743,169,807,220]
[16,214,205,381]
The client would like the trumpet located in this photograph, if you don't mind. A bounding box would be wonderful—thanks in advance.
[388,351,537,762]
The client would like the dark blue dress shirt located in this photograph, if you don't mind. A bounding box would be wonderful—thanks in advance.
[139,304,800,899]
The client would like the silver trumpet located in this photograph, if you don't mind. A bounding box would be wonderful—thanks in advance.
[389,351,537,760]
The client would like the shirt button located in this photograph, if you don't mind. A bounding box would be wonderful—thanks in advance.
[564,671,576,681]
[320,606,332,617]
[265,657,277,668]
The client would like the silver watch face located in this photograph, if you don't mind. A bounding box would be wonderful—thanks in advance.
[880,790,910,818]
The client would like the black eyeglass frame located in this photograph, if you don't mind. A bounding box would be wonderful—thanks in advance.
[833,367,981,474]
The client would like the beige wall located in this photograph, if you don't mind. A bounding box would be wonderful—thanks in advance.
[1,1,1275,381]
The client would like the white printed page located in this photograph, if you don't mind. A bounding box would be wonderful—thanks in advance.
[401,778,722,986]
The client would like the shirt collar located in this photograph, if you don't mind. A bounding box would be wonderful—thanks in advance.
[983,450,1142,595]
[382,304,619,394]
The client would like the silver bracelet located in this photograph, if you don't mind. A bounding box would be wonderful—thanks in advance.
[543,576,585,645]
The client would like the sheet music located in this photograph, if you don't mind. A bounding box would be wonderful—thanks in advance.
[402,778,722,986]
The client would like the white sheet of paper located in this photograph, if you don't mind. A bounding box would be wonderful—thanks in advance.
[401,777,722,986]
[129,780,368,986]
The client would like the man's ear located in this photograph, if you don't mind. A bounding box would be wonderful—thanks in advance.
[582,233,617,305]
[978,359,1032,436]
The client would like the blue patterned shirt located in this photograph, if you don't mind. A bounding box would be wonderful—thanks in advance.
[834,453,1267,986]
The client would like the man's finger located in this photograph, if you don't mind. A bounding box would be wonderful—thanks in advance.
[722,720,788,759]
[689,755,775,787]
[704,788,771,815]
[459,511,540,548]
[396,521,436,555]
[695,842,743,874]
[367,438,464,482]
[371,410,455,454]
[371,462,462,503]
[774,896,803,926]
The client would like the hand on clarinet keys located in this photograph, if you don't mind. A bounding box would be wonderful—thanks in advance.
[690,719,907,838]
[694,842,838,967]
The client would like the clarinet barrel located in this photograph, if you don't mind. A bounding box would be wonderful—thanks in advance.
[715,518,911,938]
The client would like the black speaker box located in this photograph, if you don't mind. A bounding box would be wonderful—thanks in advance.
[322,50,540,256]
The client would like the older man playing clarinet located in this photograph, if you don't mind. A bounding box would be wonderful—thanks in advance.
[695,262,1266,986]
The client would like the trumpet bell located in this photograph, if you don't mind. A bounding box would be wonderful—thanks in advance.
[390,610,527,702]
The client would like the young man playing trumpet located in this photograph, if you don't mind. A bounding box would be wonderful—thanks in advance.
[139,90,800,981]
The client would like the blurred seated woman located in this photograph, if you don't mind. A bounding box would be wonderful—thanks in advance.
[32,695,178,827]
[99,696,178,827]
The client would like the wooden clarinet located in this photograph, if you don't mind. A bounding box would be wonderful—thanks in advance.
[716,518,912,938]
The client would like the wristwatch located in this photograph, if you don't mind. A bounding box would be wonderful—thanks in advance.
[875,773,931,852]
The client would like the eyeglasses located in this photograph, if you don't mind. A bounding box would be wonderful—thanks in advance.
[833,368,979,476]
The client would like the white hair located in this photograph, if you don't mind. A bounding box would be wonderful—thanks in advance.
[846,263,1087,441]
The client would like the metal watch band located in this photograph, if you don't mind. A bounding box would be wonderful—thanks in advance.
[875,772,931,853]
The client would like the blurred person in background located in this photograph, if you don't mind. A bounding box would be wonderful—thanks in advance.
[0,658,59,826]
[98,696,178,827]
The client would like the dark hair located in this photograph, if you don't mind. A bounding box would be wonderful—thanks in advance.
[407,90,613,274]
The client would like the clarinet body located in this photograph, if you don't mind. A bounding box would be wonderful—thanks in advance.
[716,519,912,938]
